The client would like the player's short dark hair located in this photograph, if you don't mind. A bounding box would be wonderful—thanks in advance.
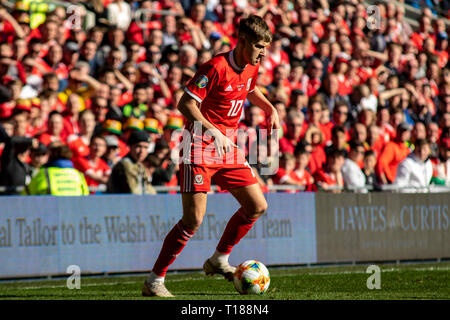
[238,15,273,44]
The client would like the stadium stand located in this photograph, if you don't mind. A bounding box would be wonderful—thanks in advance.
[0,0,449,195]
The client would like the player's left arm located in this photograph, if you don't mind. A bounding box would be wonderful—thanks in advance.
[247,87,280,135]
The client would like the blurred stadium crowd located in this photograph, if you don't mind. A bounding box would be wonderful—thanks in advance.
[0,0,449,195]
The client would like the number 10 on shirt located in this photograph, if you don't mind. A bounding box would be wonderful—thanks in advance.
[228,99,244,117]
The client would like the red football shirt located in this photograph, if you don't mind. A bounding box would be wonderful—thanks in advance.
[73,156,111,188]
[183,50,259,164]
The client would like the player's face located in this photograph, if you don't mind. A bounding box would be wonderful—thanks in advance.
[244,38,270,66]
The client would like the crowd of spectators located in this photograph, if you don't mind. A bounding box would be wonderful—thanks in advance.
[0,0,449,195]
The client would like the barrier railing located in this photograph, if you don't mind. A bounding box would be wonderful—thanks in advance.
[1,184,449,195]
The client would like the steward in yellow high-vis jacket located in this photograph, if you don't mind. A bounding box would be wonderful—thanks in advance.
[22,144,89,196]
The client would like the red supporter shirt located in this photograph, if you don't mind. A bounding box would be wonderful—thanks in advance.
[73,156,111,187]
[308,145,327,175]
[183,50,258,164]
[0,101,16,119]
[38,132,67,146]
[314,168,342,187]
[67,135,90,158]
[273,167,313,192]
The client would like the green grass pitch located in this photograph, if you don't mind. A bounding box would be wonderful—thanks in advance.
[0,262,449,300]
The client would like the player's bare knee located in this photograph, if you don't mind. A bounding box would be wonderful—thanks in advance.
[182,216,203,232]
[254,203,268,217]
[244,201,267,219]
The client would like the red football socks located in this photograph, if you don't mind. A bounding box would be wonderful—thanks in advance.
[216,208,257,255]
[152,219,195,277]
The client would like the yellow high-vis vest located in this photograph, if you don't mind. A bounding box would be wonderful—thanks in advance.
[23,167,89,196]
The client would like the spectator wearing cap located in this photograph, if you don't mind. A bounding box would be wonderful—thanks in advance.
[122,117,144,145]
[73,135,111,192]
[393,138,433,192]
[106,130,156,194]
[377,122,413,184]
[144,118,162,153]
[431,138,450,186]
[101,118,128,158]
[163,116,183,150]
[341,141,367,192]
[102,134,121,168]
[22,143,89,196]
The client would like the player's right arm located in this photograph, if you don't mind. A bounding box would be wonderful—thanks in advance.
[177,92,235,157]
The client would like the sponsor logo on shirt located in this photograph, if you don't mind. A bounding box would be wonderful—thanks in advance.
[195,75,208,88]
[237,84,245,91]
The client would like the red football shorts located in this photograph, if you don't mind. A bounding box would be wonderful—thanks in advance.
[180,162,258,192]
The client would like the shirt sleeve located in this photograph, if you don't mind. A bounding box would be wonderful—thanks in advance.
[184,62,219,103]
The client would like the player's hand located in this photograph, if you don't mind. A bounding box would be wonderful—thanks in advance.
[267,108,280,137]
[209,128,236,157]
